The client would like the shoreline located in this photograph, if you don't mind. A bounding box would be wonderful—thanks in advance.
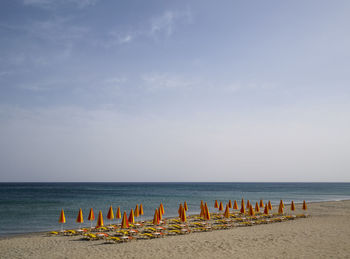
[1,198,350,239]
[1,200,350,258]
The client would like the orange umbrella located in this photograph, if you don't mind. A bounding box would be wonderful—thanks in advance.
[233,200,239,210]
[181,207,187,222]
[255,202,260,212]
[278,203,284,214]
[280,200,285,209]
[96,210,104,228]
[88,208,95,228]
[240,200,245,214]
[291,201,295,211]
[200,203,205,218]
[214,200,219,209]
[184,201,188,211]
[160,203,165,215]
[178,203,183,218]
[59,209,66,231]
[204,202,210,220]
[158,206,163,221]
[228,200,232,209]
[128,209,135,224]
[121,211,129,228]
[76,208,84,226]
[219,201,224,211]
[241,198,245,209]
[139,204,144,215]
[153,209,159,225]
[268,201,272,210]
[224,204,230,218]
[259,200,264,208]
[107,205,114,223]
[249,205,255,216]
[135,204,139,218]
[264,203,269,214]
[303,200,307,210]
[246,200,250,209]
[200,200,204,210]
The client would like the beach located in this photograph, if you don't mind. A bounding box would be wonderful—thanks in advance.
[0,200,349,259]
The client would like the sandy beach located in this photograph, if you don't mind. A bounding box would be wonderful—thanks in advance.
[0,200,349,259]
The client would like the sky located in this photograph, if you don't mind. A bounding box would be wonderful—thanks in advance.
[0,0,349,182]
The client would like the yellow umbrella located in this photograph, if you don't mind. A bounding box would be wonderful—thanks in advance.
[121,211,129,228]
[88,208,95,228]
[278,203,284,214]
[96,210,104,228]
[139,204,144,221]
[303,200,307,210]
[233,200,239,210]
[219,201,224,211]
[153,209,159,225]
[59,209,66,231]
[268,201,272,210]
[76,208,84,228]
[224,204,230,218]
[184,201,188,211]
[228,200,232,209]
[246,200,250,209]
[259,200,264,208]
[249,205,255,216]
[200,203,205,218]
[205,202,210,220]
[128,209,134,224]
[135,204,139,218]
[181,207,187,222]
[116,206,121,220]
[264,203,269,214]
[291,201,295,211]
[160,203,165,215]
[107,206,114,224]
[280,200,285,209]
[214,200,219,209]
[255,202,260,212]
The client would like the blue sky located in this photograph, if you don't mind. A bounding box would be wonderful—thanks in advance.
[0,0,349,181]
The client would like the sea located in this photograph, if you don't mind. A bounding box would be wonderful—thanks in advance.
[0,182,350,236]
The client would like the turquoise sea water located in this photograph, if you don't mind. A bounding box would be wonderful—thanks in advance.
[0,182,349,236]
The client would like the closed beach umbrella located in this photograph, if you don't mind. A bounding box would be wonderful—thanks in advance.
[240,200,245,214]
[128,209,135,224]
[249,205,255,216]
[228,200,232,209]
[264,203,269,214]
[241,198,245,209]
[153,209,159,225]
[219,201,224,211]
[291,201,295,211]
[268,201,272,210]
[278,203,284,214]
[88,208,95,228]
[260,200,264,208]
[135,204,139,218]
[200,203,205,218]
[205,202,210,220]
[233,200,239,210]
[178,203,183,218]
[255,202,260,212]
[303,200,307,210]
[139,204,144,215]
[158,206,163,221]
[59,209,66,231]
[184,201,188,211]
[246,200,251,209]
[224,204,230,218]
[181,207,187,222]
[107,205,114,223]
[121,211,129,228]
[116,206,121,220]
[280,200,285,209]
[214,200,219,209]
[76,208,84,227]
[96,210,104,227]
[160,203,165,214]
